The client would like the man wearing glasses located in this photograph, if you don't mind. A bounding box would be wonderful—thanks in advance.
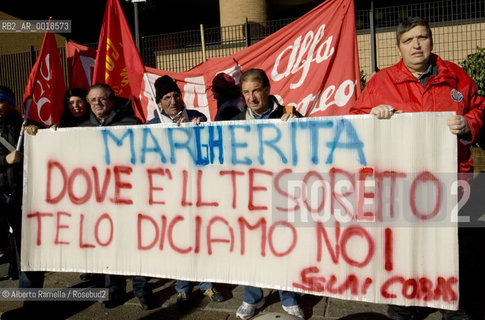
[82,83,141,127]
[81,83,155,310]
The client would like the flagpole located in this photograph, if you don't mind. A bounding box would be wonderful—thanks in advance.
[144,73,163,121]
[64,38,69,85]
[17,16,56,150]
[16,98,32,151]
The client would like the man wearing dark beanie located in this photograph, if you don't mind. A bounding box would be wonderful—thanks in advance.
[148,75,207,125]
[0,86,23,283]
[146,76,223,308]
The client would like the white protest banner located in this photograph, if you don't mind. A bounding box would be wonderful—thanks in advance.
[22,112,458,310]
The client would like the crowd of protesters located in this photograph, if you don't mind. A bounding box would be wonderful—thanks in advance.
[1,17,485,320]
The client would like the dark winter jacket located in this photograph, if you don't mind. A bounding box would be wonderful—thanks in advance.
[147,107,207,124]
[59,108,90,128]
[215,96,245,121]
[80,97,141,127]
[0,110,22,194]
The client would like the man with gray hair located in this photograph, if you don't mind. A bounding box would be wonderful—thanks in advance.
[81,83,155,310]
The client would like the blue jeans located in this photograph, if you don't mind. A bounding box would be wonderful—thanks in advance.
[11,216,45,289]
[15,241,44,289]
[243,286,300,307]
[175,280,212,293]
[105,275,151,298]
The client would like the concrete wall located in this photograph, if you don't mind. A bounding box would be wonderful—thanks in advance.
[219,0,267,26]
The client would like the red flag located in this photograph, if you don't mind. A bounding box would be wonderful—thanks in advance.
[93,0,146,122]
[23,18,66,126]
[210,0,360,118]
[139,0,360,120]
[66,41,97,91]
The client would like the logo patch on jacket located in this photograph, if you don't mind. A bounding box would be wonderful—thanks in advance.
[450,89,463,102]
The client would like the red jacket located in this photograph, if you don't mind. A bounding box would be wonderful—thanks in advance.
[351,54,485,173]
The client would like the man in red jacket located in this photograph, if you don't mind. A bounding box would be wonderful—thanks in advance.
[351,17,484,176]
[351,17,485,320]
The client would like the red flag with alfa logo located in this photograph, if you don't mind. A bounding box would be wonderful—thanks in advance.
[93,0,146,122]
[22,18,65,127]
[138,0,360,120]
[200,0,360,118]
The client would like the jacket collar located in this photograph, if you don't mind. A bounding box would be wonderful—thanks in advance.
[89,97,134,126]
[244,95,281,120]
[160,107,188,123]
[390,54,457,88]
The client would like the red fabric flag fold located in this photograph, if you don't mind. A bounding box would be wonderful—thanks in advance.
[66,42,97,91]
